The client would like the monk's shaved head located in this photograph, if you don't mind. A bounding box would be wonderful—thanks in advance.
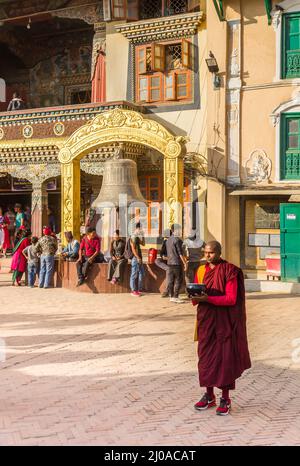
[206,241,222,254]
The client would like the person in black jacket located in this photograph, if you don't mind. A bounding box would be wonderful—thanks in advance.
[155,229,171,298]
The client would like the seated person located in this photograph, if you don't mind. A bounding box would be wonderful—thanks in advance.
[107,229,126,284]
[76,227,103,286]
[62,231,80,261]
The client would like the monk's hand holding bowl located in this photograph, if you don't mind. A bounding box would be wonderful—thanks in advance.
[190,293,208,302]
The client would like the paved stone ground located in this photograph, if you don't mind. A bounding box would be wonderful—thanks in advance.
[0,259,300,446]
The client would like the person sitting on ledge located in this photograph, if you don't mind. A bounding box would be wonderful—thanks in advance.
[62,231,80,261]
[7,92,26,111]
[76,226,103,286]
[107,229,126,285]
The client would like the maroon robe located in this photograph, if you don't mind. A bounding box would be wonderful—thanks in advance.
[196,260,251,388]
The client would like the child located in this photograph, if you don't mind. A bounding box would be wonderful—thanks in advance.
[22,236,39,288]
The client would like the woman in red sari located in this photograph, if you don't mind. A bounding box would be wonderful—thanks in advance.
[11,227,31,286]
[190,241,251,416]
[0,206,11,257]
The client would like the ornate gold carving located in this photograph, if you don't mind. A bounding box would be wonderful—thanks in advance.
[61,161,81,238]
[54,122,65,136]
[23,125,33,138]
[59,109,185,162]
[59,108,186,236]
[59,147,72,163]
[0,128,4,140]
[0,138,66,149]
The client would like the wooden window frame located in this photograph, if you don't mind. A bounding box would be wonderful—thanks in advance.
[280,113,300,180]
[181,38,192,69]
[137,74,162,102]
[151,43,165,72]
[111,0,139,20]
[137,47,147,75]
[135,39,193,105]
[282,12,300,79]
[112,0,126,19]
[138,174,162,235]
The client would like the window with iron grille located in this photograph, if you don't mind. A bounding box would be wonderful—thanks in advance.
[105,0,199,21]
[136,40,193,104]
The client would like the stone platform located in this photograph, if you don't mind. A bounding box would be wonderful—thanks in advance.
[58,260,168,294]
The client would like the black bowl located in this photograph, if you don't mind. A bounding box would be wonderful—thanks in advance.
[186,283,206,296]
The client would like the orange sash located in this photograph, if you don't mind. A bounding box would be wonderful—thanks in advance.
[194,264,206,342]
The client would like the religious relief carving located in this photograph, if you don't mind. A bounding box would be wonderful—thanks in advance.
[230,48,240,77]
[23,125,34,139]
[54,122,65,136]
[271,9,282,30]
[245,150,272,184]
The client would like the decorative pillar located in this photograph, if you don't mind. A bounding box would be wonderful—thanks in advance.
[226,19,242,184]
[61,159,81,240]
[164,154,184,229]
[31,182,48,237]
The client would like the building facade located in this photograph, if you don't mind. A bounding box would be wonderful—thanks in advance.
[203,0,300,277]
[0,0,214,251]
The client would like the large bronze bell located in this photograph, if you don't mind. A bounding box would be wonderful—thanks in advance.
[92,158,147,208]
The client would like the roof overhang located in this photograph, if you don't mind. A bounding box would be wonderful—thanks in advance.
[116,11,203,43]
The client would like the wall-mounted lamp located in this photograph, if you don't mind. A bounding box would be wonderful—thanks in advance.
[205,51,221,89]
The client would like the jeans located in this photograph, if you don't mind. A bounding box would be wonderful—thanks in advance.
[39,255,55,288]
[130,257,145,292]
[28,262,39,287]
[167,265,183,298]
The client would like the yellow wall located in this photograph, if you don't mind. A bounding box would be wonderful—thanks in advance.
[106,22,130,102]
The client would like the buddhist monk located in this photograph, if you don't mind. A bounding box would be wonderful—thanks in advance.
[190,241,251,416]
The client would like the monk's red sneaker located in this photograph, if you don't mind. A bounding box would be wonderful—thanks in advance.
[216,397,231,416]
[194,393,216,411]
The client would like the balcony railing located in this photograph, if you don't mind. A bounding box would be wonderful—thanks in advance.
[282,151,300,179]
[285,50,300,78]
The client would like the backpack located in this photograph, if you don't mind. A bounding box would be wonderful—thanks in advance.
[124,237,134,260]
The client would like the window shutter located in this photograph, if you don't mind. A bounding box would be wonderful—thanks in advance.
[103,0,112,21]
[165,72,176,100]
[151,43,165,72]
[187,0,199,12]
[138,76,150,102]
[181,39,192,69]
[127,0,139,20]
[137,47,147,74]
[112,0,126,19]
